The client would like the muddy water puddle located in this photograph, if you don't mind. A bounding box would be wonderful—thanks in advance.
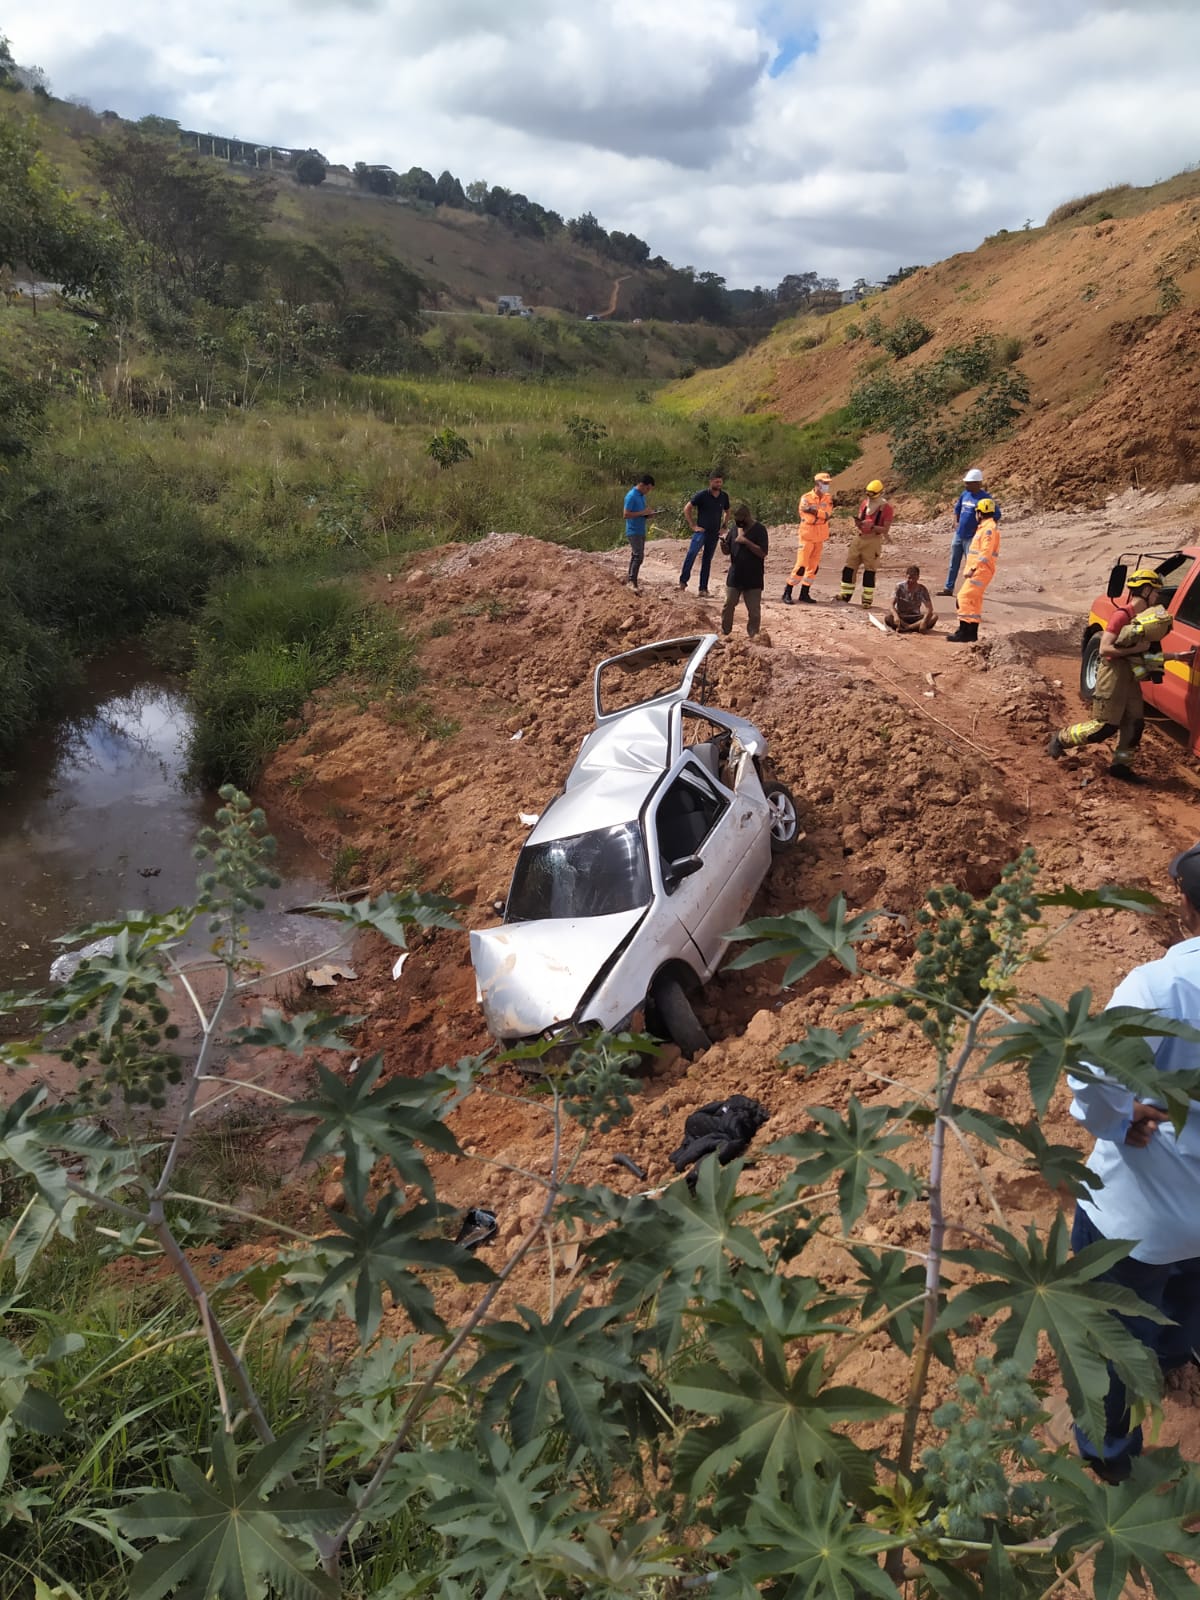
[0,650,334,1013]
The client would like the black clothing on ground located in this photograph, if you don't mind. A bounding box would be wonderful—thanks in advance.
[669,1094,770,1183]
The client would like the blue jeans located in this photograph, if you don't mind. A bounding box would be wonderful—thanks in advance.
[1071,1205,1200,1472]
[680,529,721,590]
[945,537,971,591]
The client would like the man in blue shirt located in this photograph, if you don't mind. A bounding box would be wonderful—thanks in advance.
[678,471,731,596]
[622,473,659,592]
[940,468,1001,595]
[1067,842,1200,1479]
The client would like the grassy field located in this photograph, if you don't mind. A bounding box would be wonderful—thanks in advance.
[0,362,837,782]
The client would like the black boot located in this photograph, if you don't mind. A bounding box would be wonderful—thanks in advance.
[781,585,794,605]
[946,622,978,642]
[797,585,816,605]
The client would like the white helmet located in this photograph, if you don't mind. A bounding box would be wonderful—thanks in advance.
[963,468,984,484]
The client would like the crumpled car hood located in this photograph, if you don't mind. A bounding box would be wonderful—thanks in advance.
[469,909,644,1039]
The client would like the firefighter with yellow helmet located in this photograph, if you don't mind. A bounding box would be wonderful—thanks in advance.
[1048,569,1195,782]
[946,496,1000,643]
[835,479,893,607]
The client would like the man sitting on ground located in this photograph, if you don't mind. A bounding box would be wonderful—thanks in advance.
[886,565,936,633]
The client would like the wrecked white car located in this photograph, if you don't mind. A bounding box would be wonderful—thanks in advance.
[469,634,799,1057]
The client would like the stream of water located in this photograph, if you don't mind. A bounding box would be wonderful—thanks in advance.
[0,649,333,1000]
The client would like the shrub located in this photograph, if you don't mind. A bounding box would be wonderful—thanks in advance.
[880,315,933,360]
[426,426,472,468]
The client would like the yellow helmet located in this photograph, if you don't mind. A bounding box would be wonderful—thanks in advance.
[975,497,995,515]
[1127,567,1163,593]
[866,479,884,494]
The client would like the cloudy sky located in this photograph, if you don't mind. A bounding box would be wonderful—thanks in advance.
[9,1,1200,288]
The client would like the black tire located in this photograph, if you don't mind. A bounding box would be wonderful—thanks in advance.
[1080,632,1101,701]
[650,974,711,1059]
[763,779,800,853]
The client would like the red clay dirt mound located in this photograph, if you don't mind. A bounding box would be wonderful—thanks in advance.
[265,535,1023,1070]
[258,530,1200,1465]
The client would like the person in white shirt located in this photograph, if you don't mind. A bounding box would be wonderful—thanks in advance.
[1067,842,1200,1479]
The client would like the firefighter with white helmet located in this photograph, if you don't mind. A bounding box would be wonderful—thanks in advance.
[1048,569,1196,781]
[836,479,893,607]
[941,468,1000,595]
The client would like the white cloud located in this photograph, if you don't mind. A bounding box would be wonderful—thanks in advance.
[9,0,1200,286]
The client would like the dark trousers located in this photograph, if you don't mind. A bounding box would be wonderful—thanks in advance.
[1071,1205,1200,1469]
[681,529,720,590]
[721,585,762,637]
[945,536,971,591]
[626,534,645,585]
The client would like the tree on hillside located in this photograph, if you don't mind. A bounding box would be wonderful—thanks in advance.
[607,229,651,266]
[262,238,343,305]
[294,152,327,186]
[136,114,182,141]
[397,166,437,203]
[87,128,272,305]
[568,210,608,249]
[353,161,398,196]
[0,33,17,89]
[0,120,122,299]
[332,230,423,369]
[465,178,488,206]
[434,169,466,208]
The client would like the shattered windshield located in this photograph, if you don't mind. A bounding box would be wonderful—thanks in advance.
[505,823,650,923]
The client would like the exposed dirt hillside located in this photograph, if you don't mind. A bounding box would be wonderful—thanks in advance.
[260,498,1200,1460]
[676,185,1200,505]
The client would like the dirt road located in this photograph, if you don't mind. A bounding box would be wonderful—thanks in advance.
[260,484,1200,1459]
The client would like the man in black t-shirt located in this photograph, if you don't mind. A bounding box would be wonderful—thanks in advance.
[679,471,731,596]
[721,503,768,638]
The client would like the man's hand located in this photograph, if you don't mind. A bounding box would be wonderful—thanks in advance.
[1125,1102,1171,1147]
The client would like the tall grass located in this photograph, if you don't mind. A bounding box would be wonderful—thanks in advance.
[188,574,417,787]
[0,370,832,782]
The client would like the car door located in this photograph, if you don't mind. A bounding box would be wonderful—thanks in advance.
[648,756,766,972]
[1151,557,1200,743]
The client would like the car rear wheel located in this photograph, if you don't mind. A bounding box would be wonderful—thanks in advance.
[763,780,800,853]
[1080,632,1101,701]
[650,974,712,1059]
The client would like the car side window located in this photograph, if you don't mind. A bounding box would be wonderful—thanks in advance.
[656,764,728,868]
[1169,560,1200,626]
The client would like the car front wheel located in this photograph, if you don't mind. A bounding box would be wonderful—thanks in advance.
[763,780,800,853]
[1080,632,1101,701]
[650,974,711,1059]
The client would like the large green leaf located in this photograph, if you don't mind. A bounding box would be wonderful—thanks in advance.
[767,1098,920,1231]
[850,1246,952,1366]
[467,1290,645,1462]
[302,889,461,948]
[778,1021,873,1076]
[228,1009,361,1055]
[672,1337,892,1504]
[584,1158,773,1354]
[1037,884,1160,914]
[982,990,1200,1120]
[0,1088,69,1213]
[41,927,172,1035]
[290,1191,492,1343]
[118,1426,346,1600]
[410,1428,587,1600]
[939,1214,1169,1447]
[288,1055,462,1206]
[709,1473,897,1599]
[724,896,881,986]
[1048,1449,1200,1600]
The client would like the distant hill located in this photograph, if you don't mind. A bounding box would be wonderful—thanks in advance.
[673,168,1200,503]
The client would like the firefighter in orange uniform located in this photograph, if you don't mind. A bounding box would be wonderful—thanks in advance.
[947,497,999,643]
[782,471,833,606]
